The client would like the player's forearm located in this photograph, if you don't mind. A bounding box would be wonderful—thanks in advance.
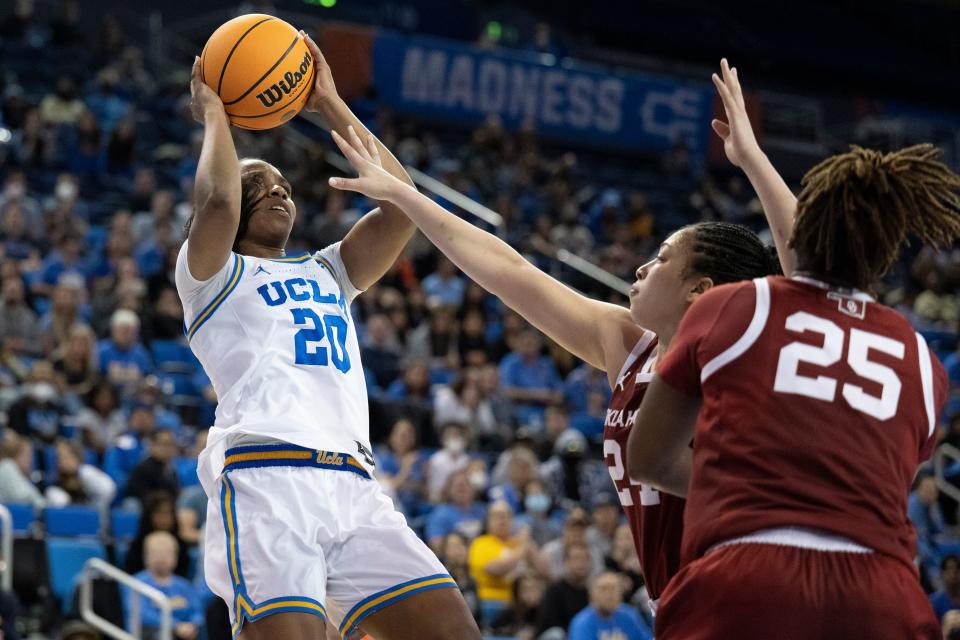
[649,449,692,498]
[194,107,241,219]
[740,152,797,274]
[391,186,527,300]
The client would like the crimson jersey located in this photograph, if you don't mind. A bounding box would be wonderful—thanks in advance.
[658,276,948,570]
[604,330,685,599]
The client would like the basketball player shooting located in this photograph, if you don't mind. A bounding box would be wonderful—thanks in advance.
[177,31,480,640]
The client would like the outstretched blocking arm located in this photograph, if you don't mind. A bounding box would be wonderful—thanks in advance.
[187,57,241,280]
[301,33,416,291]
[712,58,797,275]
[327,128,640,373]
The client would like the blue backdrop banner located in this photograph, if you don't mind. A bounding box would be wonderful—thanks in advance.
[373,32,713,157]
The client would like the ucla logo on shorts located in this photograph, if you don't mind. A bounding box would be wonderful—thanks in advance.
[317,451,345,465]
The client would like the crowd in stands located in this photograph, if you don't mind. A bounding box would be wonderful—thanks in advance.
[0,2,957,639]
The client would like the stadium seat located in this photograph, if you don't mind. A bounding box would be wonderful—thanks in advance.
[44,506,100,537]
[3,503,36,535]
[110,509,140,540]
[46,538,106,612]
[175,457,200,488]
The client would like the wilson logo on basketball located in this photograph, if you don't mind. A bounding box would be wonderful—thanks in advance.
[255,50,313,108]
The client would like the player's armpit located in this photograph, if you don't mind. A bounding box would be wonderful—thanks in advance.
[627,376,700,497]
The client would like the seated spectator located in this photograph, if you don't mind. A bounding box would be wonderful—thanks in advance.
[44,439,116,514]
[537,541,593,636]
[426,422,472,502]
[97,309,153,388]
[491,572,545,640]
[408,304,459,371]
[0,430,44,508]
[127,531,202,640]
[360,313,401,389]
[515,478,562,546]
[39,275,86,351]
[604,524,643,598]
[52,323,99,399]
[563,363,611,414]
[423,256,466,307]
[427,470,486,552]
[490,446,538,514]
[570,390,607,441]
[541,428,600,507]
[568,571,651,640]
[40,76,87,126]
[945,610,960,640]
[909,474,960,580]
[375,418,427,517]
[0,275,41,357]
[931,555,960,622]
[457,308,490,367]
[440,531,480,625]
[498,327,563,427]
[434,375,500,447]
[37,234,88,298]
[468,501,549,624]
[542,508,605,580]
[479,363,515,430]
[8,362,65,444]
[126,428,180,505]
[176,430,208,547]
[587,492,621,558]
[385,357,433,405]
[75,381,126,453]
[125,493,191,578]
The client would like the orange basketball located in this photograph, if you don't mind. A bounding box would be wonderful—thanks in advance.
[200,14,315,130]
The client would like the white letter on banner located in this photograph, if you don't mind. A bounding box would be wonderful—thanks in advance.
[640,88,700,140]
[509,66,539,121]
[567,75,593,129]
[596,79,624,132]
[446,55,475,109]
[541,70,566,125]
[478,60,507,113]
[401,48,448,103]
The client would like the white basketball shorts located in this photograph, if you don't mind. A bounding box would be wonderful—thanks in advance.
[204,443,456,637]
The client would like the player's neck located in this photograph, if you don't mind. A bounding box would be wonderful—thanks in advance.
[236,238,286,259]
[655,329,675,360]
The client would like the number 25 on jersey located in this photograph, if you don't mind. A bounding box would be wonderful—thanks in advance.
[774,311,903,420]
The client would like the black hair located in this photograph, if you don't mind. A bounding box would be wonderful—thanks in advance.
[682,221,781,284]
[942,554,960,572]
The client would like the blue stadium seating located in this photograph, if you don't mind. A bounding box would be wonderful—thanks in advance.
[44,506,100,537]
[46,538,106,612]
[3,503,35,535]
[110,509,140,540]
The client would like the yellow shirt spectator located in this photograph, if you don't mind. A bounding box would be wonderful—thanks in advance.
[469,533,521,603]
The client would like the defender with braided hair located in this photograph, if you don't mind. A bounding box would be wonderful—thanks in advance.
[630,142,959,636]
[326,60,791,608]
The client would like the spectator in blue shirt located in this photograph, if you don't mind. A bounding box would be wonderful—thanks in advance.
[564,362,611,414]
[499,327,563,426]
[127,531,202,640]
[931,555,960,623]
[385,357,434,405]
[489,446,538,515]
[98,308,153,387]
[375,418,428,517]
[422,256,466,307]
[427,469,486,552]
[568,571,651,640]
[908,474,960,581]
[36,233,88,296]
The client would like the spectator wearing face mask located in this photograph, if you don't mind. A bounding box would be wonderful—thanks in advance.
[514,479,562,546]
[8,361,65,444]
[426,422,471,503]
[489,447,538,514]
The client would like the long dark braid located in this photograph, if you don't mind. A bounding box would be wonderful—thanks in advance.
[791,144,960,290]
[682,221,780,284]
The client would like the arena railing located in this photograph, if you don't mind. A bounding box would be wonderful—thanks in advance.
[80,558,173,640]
[0,505,11,591]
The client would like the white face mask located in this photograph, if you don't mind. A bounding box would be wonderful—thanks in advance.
[444,436,466,455]
[56,181,78,201]
[5,182,25,199]
[29,382,57,402]
[468,471,488,491]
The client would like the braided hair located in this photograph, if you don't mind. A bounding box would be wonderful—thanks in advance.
[182,159,280,252]
[791,144,960,291]
[682,221,781,285]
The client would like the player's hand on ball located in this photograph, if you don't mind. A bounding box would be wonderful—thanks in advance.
[300,31,339,112]
[190,56,225,125]
[711,58,761,169]
[328,125,404,202]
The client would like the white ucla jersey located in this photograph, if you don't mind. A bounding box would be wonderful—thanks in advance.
[175,240,373,495]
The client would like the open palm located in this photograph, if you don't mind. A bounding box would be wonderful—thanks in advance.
[328,125,405,201]
[711,58,761,169]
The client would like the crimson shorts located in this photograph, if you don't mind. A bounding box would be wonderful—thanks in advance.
[655,543,939,640]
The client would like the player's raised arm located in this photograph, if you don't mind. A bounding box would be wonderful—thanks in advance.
[301,32,417,291]
[712,58,798,275]
[327,127,640,374]
[186,56,241,281]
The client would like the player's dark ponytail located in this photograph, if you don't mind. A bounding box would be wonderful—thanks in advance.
[683,221,779,285]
